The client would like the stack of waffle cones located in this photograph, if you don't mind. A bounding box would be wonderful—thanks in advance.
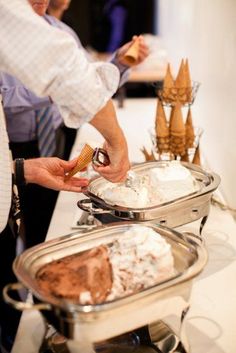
[169,101,186,156]
[192,144,201,165]
[155,100,169,153]
[65,144,94,181]
[153,100,201,164]
[152,58,201,164]
[161,59,192,105]
[162,64,175,104]
[185,108,195,149]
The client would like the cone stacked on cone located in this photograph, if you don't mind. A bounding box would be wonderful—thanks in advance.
[184,59,192,102]
[175,59,186,88]
[65,144,94,180]
[162,63,176,103]
[185,108,195,149]
[141,146,156,162]
[152,59,201,162]
[160,59,193,105]
[192,144,201,165]
[155,100,169,153]
[175,59,192,104]
[169,101,186,156]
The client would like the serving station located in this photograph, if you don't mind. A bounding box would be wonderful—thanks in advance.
[10,98,236,353]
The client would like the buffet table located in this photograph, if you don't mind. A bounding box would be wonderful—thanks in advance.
[12,99,236,353]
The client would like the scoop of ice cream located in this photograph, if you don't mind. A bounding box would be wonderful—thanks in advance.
[36,246,112,304]
[98,161,199,208]
[149,161,198,202]
[107,225,175,300]
[100,184,149,208]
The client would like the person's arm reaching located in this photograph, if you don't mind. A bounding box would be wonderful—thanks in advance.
[0,0,130,181]
[22,158,89,192]
[0,0,119,126]
[116,35,149,67]
[89,99,130,182]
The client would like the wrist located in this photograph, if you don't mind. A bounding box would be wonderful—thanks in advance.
[111,53,129,73]
[14,158,26,187]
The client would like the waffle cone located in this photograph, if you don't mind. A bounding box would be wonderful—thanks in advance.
[184,59,191,87]
[185,108,195,148]
[169,102,185,136]
[141,146,156,161]
[175,59,186,88]
[181,151,189,162]
[65,144,94,180]
[123,39,140,65]
[184,59,192,102]
[192,144,201,165]
[155,101,169,138]
[163,63,175,89]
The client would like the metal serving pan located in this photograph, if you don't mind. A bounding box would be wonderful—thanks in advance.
[78,161,220,233]
[4,222,207,348]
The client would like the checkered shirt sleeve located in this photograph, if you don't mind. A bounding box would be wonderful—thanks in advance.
[0,0,120,128]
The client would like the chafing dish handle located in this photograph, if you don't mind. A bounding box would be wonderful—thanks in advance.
[3,283,51,311]
[77,199,112,214]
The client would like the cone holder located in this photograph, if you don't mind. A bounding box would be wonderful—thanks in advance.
[156,81,200,107]
[149,125,203,163]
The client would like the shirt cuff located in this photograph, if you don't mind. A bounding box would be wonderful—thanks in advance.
[110,53,130,77]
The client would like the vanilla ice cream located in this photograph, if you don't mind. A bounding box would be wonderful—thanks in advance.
[107,225,175,300]
[98,161,199,208]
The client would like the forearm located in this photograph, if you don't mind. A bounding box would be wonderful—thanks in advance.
[89,99,130,182]
[89,100,125,148]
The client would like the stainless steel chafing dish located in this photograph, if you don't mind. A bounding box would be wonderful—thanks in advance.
[78,161,220,233]
[4,222,207,352]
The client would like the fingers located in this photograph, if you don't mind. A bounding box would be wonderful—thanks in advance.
[62,177,89,192]
[60,158,78,172]
[65,177,89,186]
[132,35,139,41]
[93,165,128,183]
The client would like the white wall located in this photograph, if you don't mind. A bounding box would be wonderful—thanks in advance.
[157,0,236,208]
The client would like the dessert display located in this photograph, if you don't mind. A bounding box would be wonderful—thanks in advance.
[143,59,202,163]
[96,161,200,208]
[159,58,194,105]
[35,226,175,305]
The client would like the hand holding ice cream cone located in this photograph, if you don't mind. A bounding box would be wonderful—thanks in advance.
[118,35,149,67]
[65,144,111,181]
[64,144,94,181]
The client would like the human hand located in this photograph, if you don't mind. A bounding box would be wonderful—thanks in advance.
[93,134,130,183]
[116,35,149,67]
[24,157,89,192]
[89,100,130,182]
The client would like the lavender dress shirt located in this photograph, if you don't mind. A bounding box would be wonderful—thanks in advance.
[0,14,128,143]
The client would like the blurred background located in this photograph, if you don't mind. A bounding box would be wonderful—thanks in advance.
[62,0,236,212]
